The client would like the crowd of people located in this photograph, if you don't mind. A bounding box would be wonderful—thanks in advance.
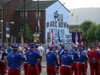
[0,43,100,75]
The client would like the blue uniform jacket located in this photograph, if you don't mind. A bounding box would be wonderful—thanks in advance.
[99,51,100,58]
[58,49,66,59]
[46,51,57,65]
[7,47,12,53]
[25,49,42,66]
[78,52,88,63]
[8,51,25,69]
[0,49,8,60]
[61,54,73,66]
[69,49,79,63]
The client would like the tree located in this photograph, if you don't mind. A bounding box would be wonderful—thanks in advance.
[80,21,93,33]
[95,24,100,41]
[87,23,96,42]
[18,24,33,42]
[25,24,33,42]
[80,21,93,42]
[82,33,87,42]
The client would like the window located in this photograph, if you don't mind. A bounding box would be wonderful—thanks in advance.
[20,24,24,31]
[35,11,41,19]
[20,12,28,19]
[0,23,1,31]
[0,33,1,39]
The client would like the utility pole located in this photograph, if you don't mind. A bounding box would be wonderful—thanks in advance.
[37,0,40,34]
[1,7,4,43]
[1,0,4,43]
[77,15,78,25]
[33,0,40,43]
[24,0,26,43]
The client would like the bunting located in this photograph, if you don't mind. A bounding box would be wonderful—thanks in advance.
[51,29,55,46]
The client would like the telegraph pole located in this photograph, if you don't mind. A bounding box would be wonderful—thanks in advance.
[1,0,4,43]
[33,0,40,43]
[24,0,26,43]
[1,7,4,43]
[77,15,78,25]
[37,0,40,33]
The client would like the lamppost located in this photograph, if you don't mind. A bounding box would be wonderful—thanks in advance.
[0,7,4,43]
[37,0,40,33]
[76,15,78,25]
[33,0,40,43]
[24,0,26,43]
[6,21,14,48]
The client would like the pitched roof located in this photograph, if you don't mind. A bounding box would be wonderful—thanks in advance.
[16,1,57,11]
[0,0,10,8]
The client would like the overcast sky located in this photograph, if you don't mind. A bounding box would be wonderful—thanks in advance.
[59,0,100,9]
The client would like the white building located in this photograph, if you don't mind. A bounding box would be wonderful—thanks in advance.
[45,0,71,44]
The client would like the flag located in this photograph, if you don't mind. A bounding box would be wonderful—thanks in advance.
[21,34,24,47]
[62,3,66,6]
[77,32,81,43]
[47,22,49,28]
[58,30,61,44]
[72,32,76,43]
[51,29,55,46]
[38,18,40,31]
[80,32,83,45]
[71,13,74,16]
[75,32,79,46]
[66,24,69,28]
[6,24,10,34]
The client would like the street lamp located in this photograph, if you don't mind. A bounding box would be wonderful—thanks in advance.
[0,7,4,43]
[33,0,41,43]
[23,0,26,43]
[0,19,3,43]
[37,0,40,33]
[6,21,14,48]
[76,15,78,25]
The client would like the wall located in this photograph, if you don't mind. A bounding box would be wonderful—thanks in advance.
[45,1,70,44]
[2,0,31,43]
[27,10,45,43]
[16,10,45,43]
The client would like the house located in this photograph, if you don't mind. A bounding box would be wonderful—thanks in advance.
[0,0,31,43]
[16,0,71,44]
[0,0,71,44]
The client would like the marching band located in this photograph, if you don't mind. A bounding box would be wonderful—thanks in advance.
[0,43,100,75]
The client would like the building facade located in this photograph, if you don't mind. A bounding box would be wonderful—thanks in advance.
[0,0,71,44]
[0,0,31,43]
[45,1,71,44]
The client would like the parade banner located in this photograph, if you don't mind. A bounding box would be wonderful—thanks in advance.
[72,32,82,45]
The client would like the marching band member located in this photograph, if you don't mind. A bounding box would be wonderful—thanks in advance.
[78,48,88,75]
[60,50,73,75]
[0,45,7,75]
[23,46,29,75]
[98,46,100,75]
[88,46,100,75]
[25,43,42,75]
[69,46,79,75]
[58,44,65,67]
[83,46,88,71]
[35,44,42,75]
[46,46,57,75]
[53,46,60,73]
[7,45,25,75]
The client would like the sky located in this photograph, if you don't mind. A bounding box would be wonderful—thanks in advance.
[59,0,100,9]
